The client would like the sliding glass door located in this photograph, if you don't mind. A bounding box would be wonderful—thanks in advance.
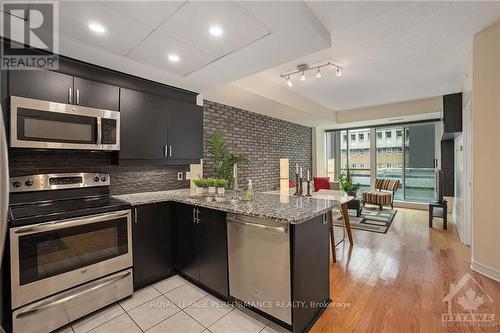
[375,127,403,200]
[326,121,437,202]
[404,123,436,201]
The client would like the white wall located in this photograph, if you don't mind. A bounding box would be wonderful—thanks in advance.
[471,21,500,282]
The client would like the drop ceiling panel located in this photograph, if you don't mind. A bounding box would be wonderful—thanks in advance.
[157,1,270,59]
[127,31,216,76]
[59,2,152,55]
[100,1,186,29]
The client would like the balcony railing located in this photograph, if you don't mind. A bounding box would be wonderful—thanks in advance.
[338,167,435,201]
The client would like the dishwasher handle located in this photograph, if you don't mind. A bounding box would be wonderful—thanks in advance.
[227,217,287,234]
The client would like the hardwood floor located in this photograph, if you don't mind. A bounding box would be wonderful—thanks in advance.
[310,208,500,333]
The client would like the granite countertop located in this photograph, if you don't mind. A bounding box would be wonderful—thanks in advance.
[113,188,340,224]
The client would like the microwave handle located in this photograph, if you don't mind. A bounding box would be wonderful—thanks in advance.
[68,88,72,104]
[13,210,130,234]
[97,117,102,145]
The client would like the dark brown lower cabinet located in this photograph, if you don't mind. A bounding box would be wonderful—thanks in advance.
[132,203,174,290]
[174,204,229,297]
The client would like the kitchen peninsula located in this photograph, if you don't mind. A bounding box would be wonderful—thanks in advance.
[114,189,341,333]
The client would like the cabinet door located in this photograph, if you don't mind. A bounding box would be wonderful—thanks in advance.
[9,70,73,104]
[120,88,168,160]
[198,208,228,297]
[73,77,119,110]
[174,204,199,281]
[167,99,203,161]
[133,203,173,290]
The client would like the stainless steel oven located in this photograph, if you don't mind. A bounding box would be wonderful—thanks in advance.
[10,209,132,310]
[10,96,120,150]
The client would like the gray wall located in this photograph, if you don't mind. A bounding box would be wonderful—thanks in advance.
[203,100,312,192]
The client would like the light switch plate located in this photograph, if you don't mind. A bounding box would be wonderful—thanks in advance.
[186,172,191,180]
[177,172,183,180]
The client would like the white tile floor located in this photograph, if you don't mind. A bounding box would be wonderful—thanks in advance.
[55,275,290,333]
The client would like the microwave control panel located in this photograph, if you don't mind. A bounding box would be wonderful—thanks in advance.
[101,118,117,144]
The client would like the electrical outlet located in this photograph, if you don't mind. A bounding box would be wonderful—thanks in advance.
[186,172,191,180]
[177,172,183,181]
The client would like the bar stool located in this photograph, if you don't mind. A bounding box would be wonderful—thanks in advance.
[328,202,353,263]
[429,200,448,230]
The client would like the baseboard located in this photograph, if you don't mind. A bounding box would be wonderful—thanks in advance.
[393,200,427,211]
[471,260,500,282]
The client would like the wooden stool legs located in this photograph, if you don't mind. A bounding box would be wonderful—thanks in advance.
[340,202,354,245]
[329,203,354,263]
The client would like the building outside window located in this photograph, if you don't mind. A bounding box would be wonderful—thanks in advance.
[386,147,393,155]
[397,147,403,155]
[351,134,356,141]
[396,130,402,138]
[386,131,392,140]
[377,132,382,140]
[359,133,364,142]
[360,149,365,155]
[377,148,383,155]
[351,149,358,156]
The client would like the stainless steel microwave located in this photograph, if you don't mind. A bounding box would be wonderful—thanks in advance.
[10,96,120,150]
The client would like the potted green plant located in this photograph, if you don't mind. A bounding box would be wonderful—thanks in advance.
[205,177,218,195]
[193,178,208,194]
[214,178,229,195]
[207,130,250,188]
[338,172,360,197]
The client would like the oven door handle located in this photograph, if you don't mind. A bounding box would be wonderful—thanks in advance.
[15,270,131,319]
[13,210,130,234]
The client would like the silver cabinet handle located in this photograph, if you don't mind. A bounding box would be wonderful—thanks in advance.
[169,145,172,157]
[68,87,72,104]
[76,88,80,105]
[196,208,199,224]
[134,208,138,224]
[13,210,130,234]
[16,271,131,318]
[226,217,287,234]
[164,145,168,157]
[193,208,196,224]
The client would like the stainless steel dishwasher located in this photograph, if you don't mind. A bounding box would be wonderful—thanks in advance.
[227,213,291,324]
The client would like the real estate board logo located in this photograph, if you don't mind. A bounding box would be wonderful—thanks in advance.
[442,272,496,328]
[1,1,59,70]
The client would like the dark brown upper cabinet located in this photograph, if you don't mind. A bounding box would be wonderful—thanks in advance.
[9,70,74,104]
[119,88,203,164]
[73,77,120,110]
[9,70,120,111]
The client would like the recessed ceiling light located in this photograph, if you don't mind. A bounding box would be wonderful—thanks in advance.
[88,22,106,34]
[168,54,180,62]
[209,26,223,36]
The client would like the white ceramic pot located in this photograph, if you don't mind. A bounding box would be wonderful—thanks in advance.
[195,187,204,195]
[217,187,225,196]
[208,187,216,195]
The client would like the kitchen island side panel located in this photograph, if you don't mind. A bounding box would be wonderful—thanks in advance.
[291,213,331,333]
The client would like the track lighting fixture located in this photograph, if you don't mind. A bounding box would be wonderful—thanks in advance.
[280,61,342,87]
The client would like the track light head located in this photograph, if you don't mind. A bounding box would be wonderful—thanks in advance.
[286,76,293,87]
[300,72,306,81]
[336,67,342,77]
[316,68,322,78]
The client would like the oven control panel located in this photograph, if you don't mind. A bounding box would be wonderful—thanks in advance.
[10,173,110,192]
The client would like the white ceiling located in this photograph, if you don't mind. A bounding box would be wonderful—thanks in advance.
[2,1,331,93]
[260,1,500,111]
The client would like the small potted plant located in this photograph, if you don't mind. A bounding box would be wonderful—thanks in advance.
[215,178,229,196]
[338,172,360,197]
[206,178,217,195]
[193,178,208,194]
